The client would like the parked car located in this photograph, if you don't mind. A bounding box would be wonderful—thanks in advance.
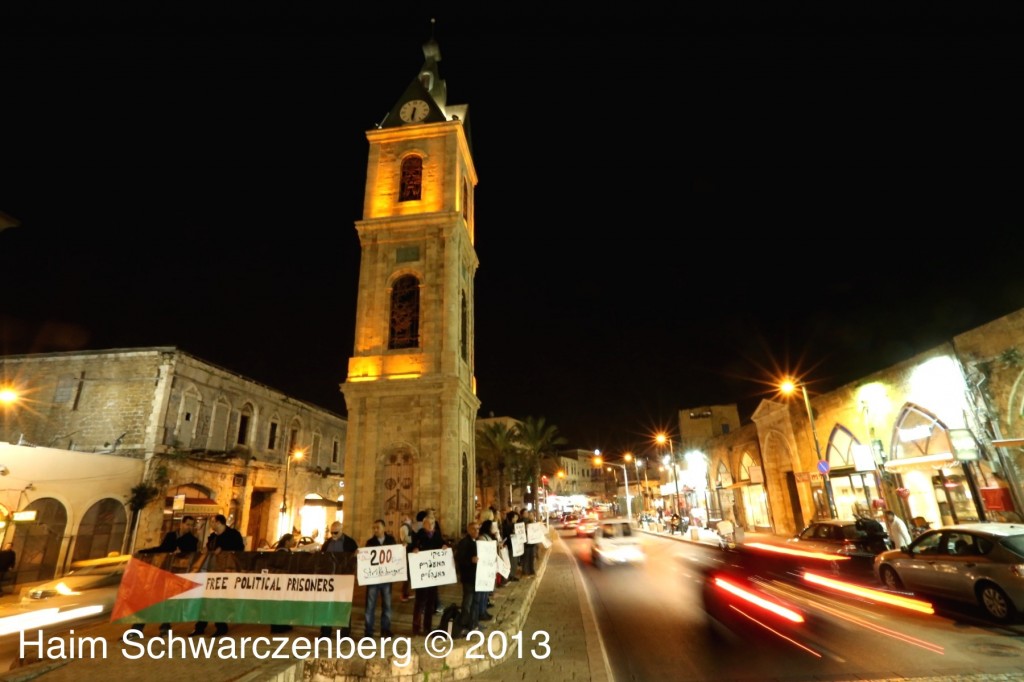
[789,519,888,558]
[293,536,322,553]
[874,522,1024,622]
[591,518,644,567]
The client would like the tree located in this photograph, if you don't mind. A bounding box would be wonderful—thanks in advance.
[514,416,567,511]
[476,421,518,511]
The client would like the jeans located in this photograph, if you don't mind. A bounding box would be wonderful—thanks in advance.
[364,583,392,635]
[458,582,478,631]
[476,591,490,618]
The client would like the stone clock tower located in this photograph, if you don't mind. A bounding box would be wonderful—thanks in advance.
[341,34,480,541]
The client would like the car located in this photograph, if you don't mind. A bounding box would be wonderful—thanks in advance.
[0,554,131,637]
[558,514,581,530]
[874,522,1024,622]
[293,536,322,553]
[789,518,888,558]
[591,518,645,567]
[576,517,600,538]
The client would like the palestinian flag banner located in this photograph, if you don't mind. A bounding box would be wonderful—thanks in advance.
[112,557,354,626]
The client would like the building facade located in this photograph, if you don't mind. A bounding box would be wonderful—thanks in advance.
[0,347,346,584]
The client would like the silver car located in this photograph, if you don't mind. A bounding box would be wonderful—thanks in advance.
[873,522,1024,622]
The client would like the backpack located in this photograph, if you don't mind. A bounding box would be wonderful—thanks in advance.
[439,603,461,635]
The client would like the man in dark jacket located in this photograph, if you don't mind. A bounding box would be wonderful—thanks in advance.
[363,519,398,637]
[410,515,448,634]
[131,515,199,635]
[454,521,480,637]
[190,514,245,638]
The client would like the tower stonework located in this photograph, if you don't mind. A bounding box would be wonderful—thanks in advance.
[342,36,479,541]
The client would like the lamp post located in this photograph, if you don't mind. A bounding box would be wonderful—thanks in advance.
[593,451,633,518]
[781,379,837,519]
[656,434,681,515]
[281,449,304,527]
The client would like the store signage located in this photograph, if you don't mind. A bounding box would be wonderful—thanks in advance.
[949,428,979,461]
[852,443,876,472]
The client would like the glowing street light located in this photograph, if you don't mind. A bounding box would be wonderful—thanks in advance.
[594,450,633,517]
[656,433,681,515]
[780,378,837,519]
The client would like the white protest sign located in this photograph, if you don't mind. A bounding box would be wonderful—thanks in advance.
[497,546,511,579]
[355,544,407,586]
[512,522,526,557]
[475,541,497,592]
[526,522,546,545]
[409,548,457,589]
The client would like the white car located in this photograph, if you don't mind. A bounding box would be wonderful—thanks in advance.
[0,555,130,636]
[591,518,645,567]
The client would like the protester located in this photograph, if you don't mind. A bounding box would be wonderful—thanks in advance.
[410,515,447,635]
[363,519,397,638]
[476,519,498,621]
[270,533,297,634]
[189,514,244,638]
[454,521,481,638]
[398,514,414,602]
[320,520,357,637]
[501,510,521,582]
[132,515,198,636]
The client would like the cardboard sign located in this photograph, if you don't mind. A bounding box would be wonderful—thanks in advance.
[526,522,546,545]
[497,547,511,579]
[512,523,526,557]
[408,548,458,589]
[475,541,497,592]
[355,544,407,586]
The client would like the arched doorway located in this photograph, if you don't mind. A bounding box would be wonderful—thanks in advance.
[14,498,68,583]
[73,498,128,561]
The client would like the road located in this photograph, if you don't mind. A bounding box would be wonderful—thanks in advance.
[561,528,1024,681]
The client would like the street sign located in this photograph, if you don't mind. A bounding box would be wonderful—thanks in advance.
[816,459,831,475]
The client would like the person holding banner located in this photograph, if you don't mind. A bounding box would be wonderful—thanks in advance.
[409,515,448,635]
[190,514,244,638]
[520,509,537,577]
[130,515,199,636]
[319,521,357,637]
[363,519,398,638]
[476,520,498,622]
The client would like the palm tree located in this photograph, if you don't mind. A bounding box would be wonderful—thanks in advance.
[476,422,518,511]
[514,416,567,511]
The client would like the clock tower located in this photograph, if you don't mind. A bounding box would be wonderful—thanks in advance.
[341,32,480,540]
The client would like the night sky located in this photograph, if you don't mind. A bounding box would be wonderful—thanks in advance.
[3,5,1023,453]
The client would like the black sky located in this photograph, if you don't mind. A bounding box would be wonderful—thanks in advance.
[2,5,1023,453]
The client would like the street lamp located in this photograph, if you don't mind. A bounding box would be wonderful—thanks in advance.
[593,451,633,517]
[281,449,304,522]
[780,378,837,519]
[656,433,681,515]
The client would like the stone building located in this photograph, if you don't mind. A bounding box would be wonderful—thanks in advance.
[0,347,346,584]
[685,307,1024,538]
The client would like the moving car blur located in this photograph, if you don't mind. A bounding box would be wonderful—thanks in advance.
[576,517,600,538]
[591,518,645,567]
[874,522,1024,622]
[788,518,888,580]
[0,554,130,636]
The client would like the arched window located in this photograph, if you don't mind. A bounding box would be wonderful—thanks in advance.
[14,498,68,582]
[73,498,128,561]
[399,156,423,202]
[389,275,421,349]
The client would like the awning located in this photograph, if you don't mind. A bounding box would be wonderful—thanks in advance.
[883,452,955,473]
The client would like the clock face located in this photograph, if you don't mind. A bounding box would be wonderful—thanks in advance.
[399,99,430,123]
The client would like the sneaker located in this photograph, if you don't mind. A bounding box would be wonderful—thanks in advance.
[319,627,332,637]
[435,606,445,614]
[479,613,493,621]
[187,630,205,637]
[211,627,228,638]
[381,630,393,638]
